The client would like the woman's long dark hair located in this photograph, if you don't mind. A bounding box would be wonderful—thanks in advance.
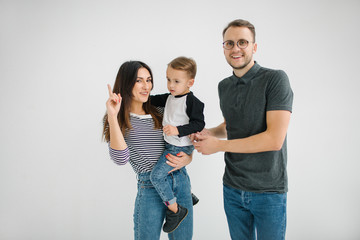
[102,61,162,142]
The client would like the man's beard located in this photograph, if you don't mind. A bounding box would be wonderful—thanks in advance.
[229,56,252,70]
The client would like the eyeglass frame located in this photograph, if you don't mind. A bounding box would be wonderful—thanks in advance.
[222,39,254,50]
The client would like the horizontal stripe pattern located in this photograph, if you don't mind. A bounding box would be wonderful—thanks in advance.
[109,146,130,165]
[109,112,165,173]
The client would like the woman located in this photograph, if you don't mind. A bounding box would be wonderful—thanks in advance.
[102,61,193,240]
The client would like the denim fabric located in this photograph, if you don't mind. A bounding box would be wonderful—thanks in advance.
[223,184,287,240]
[150,143,194,205]
[134,170,193,240]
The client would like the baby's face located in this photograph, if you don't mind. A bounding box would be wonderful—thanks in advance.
[166,67,194,96]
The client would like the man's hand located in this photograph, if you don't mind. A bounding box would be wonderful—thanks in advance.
[192,133,222,155]
[189,128,212,142]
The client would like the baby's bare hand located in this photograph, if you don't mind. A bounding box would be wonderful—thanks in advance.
[163,125,179,136]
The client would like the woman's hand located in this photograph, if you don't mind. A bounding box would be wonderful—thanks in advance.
[106,84,122,118]
[166,152,192,174]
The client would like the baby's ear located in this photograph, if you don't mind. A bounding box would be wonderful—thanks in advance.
[188,78,195,87]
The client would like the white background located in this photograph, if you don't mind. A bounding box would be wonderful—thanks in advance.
[1,0,360,239]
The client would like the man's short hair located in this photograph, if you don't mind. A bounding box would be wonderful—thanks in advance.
[223,19,256,42]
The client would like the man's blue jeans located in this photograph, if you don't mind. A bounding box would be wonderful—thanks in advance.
[134,170,193,240]
[223,184,287,240]
[150,143,194,206]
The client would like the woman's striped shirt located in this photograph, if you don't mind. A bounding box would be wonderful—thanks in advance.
[109,112,165,173]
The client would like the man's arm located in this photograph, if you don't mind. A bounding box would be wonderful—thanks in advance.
[208,120,227,139]
[189,120,226,141]
[193,110,291,154]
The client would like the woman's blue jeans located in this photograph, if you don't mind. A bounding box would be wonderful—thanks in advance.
[134,170,193,240]
[223,184,287,240]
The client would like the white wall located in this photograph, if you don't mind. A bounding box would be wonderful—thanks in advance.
[1,0,360,239]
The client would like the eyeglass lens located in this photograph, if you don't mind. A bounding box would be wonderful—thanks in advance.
[223,39,249,49]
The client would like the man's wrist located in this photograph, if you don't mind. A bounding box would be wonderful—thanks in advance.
[218,139,227,152]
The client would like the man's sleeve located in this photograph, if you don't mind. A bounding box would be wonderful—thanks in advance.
[266,70,294,112]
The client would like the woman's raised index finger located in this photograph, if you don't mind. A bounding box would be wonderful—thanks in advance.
[107,84,113,97]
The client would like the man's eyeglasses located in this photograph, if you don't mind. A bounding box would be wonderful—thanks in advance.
[222,39,253,50]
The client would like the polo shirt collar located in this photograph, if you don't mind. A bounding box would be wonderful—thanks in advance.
[232,61,261,84]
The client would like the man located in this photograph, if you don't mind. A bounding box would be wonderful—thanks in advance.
[192,19,293,240]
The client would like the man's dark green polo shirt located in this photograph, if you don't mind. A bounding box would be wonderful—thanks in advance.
[218,62,293,193]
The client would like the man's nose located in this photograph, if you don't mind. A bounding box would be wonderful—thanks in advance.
[232,44,242,51]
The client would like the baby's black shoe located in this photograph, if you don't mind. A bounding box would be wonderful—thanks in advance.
[191,193,199,206]
[163,204,188,233]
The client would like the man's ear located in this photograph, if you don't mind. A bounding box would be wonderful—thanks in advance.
[253,42,257,54]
